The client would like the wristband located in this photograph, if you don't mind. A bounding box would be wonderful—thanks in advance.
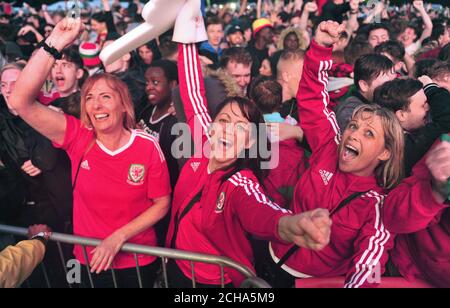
[37,40,62,60]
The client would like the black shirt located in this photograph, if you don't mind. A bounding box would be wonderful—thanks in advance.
[138,105,180,189]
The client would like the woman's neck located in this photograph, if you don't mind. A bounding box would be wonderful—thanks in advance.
[208,157,237,174]
[96,128,131,151]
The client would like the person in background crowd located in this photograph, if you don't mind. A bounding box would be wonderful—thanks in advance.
[366,24,392,48]
[0,62,72,233]
[277,49,305,122]
[138,60,180,189]
[374,40,413,76]
[259,50,283,78]
[427,61,450,92]
[91,0,117,47]
[334,54,396,131]
[136,40,161,67]
[199,16,224,65]
[225,24,246,48]
[374,76,450,176]
[101,33,147,116]
[397,1,433,56]
[50,46,86,118]
[219,47,253,95]
[249,76,306,208]
[79,42,103,76]
[277,27,307,52]
[247,18,274,77]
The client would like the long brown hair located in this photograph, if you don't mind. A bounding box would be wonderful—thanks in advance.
[351,104,404,190]
[80,73,135,130]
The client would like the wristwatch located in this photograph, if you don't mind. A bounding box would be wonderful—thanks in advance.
[31,232,51,245]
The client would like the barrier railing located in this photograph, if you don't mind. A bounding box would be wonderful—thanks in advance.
[0,224,271,288]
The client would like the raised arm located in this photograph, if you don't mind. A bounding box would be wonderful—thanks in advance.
[346,0,360,35]
[299,1,318,33]
[101,0,117,34]
[363,1,384,24]
[9,18,84,145]
[41,5,55,26]
[239,0,248,17]
[297,21,345,152]
[413,1,433,44]
[177,43,212,152]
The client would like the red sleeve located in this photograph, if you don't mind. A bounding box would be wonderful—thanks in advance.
[344,195,394,288]
[52,114,93,159]
[177,43,212,155]
[146,138,172,199]
[228,173,291,242]
[383,152,448,234]
[297,40,340,154]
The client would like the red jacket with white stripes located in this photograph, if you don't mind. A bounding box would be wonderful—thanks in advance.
[271,41,394,288]
[383,137,450,287]
[165,43,290,286]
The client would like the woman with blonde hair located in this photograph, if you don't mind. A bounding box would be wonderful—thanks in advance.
[269,21,405,288]
[9,19,172,288]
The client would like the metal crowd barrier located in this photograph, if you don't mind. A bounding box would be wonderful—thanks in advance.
[0,224,271,289]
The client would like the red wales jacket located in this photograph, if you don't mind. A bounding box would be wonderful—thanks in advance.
[271,41,394,288]
[165,43,290,286]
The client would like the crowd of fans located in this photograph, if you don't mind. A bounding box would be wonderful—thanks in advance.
[0,0,449,288]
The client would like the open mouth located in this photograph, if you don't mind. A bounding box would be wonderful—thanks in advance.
[94,113,109,121]
[342,144,359,161]
[218,137,233,150]
[55,76,65,86]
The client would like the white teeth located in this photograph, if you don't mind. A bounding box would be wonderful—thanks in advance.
[346,145,357,152]
[94,114,109,120]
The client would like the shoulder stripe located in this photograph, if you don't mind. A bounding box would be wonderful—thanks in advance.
[183,44,212,140]
[135,132,166,162]
[318,60,340,145]
[228,172,291,214]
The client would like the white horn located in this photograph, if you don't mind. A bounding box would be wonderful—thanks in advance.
[173,0,207,44]
[100,0,187,65]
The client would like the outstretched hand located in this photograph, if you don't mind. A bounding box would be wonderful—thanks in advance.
[314,21,346,48]
[278,208,332,251]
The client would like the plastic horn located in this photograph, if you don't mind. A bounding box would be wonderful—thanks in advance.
[66,0,81,19]
[100,0,187,65]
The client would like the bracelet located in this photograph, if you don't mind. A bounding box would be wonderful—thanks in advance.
[37,40,62,60]
[32,236,48,246]
[31,232,50,246]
